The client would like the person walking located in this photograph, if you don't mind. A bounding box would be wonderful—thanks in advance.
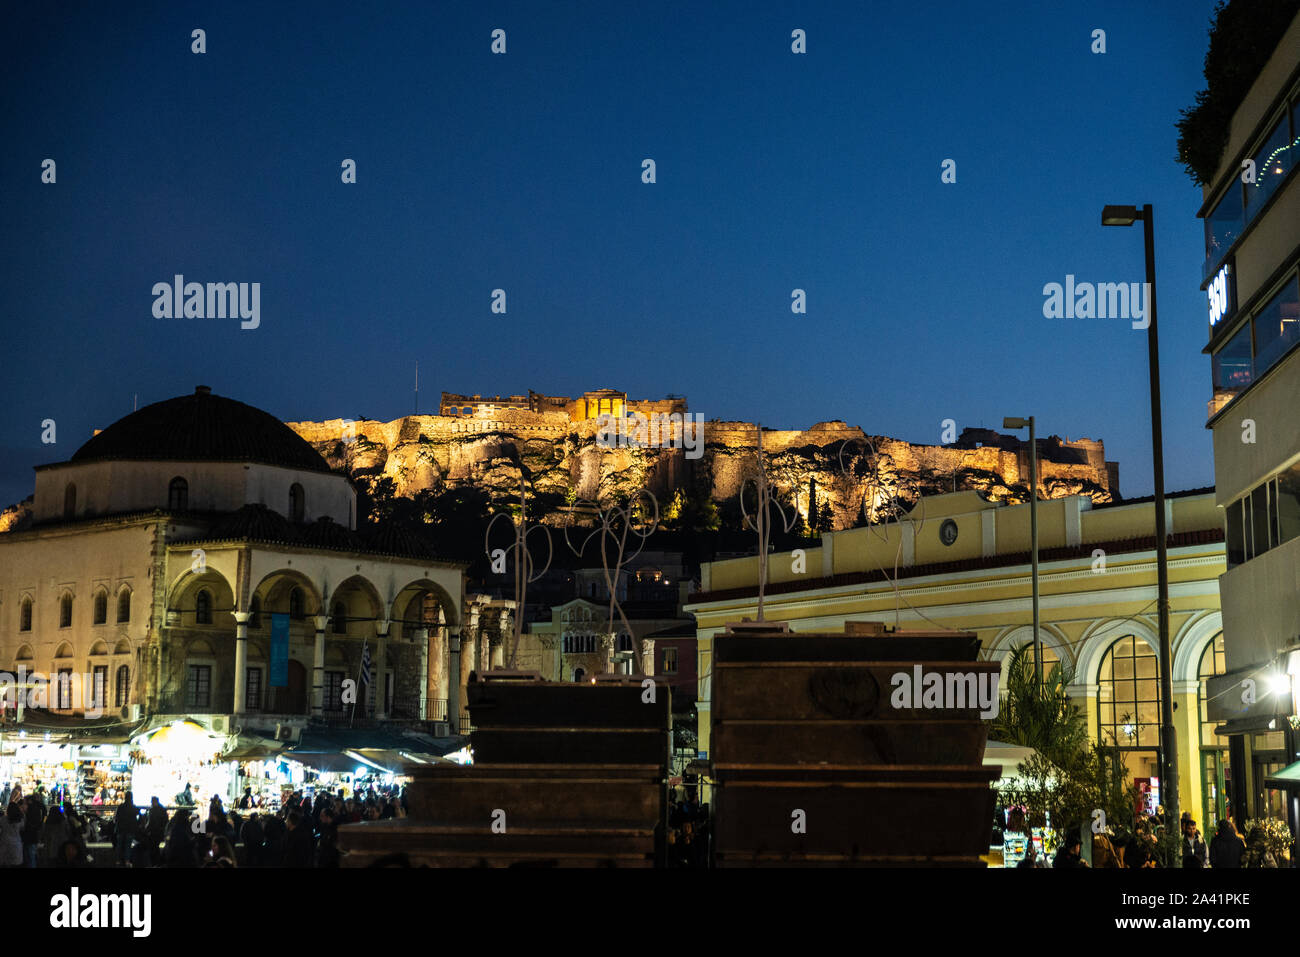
[1053,832,1089,868]
[1182,815,1208,868]
[283,810,314,867]
[0,803,24,867]
[144,797,168,866]
[22,792,46,868]
[1209,818,1246,868]
[163,809,195,867]
[240,812,265,867]
[113,792,140,867]
[40,806,74,868]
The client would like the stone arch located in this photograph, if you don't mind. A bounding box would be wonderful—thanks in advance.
[188,637,215,656]
[112,639,131,655]
[329,575,384,636]
[391,578,460,640]
[168,567,237,628]
[89,640,109,656]
[325,645,347,667]
[1075,617,1160,686]
[54,641,73,659]
[15,644,34,661]
[986,624,1071,686]
[1172,610,1225,684]
[253,569,323,621]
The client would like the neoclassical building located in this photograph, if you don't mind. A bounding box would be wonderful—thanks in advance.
[686,488,1232,827]
[0,386,509,739]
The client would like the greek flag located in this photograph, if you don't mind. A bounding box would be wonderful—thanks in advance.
[360,639,372,688]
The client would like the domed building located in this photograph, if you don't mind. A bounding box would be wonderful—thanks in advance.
[0,387,513,805]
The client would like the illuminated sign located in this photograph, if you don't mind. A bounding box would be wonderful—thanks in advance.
[1208,264,1235,327]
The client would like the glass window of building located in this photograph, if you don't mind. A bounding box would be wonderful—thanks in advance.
[1277,462,1300,545]
[289,483,305,522]
[246,667,263,712]
[117,589,130,623]
[186,665,211,709]
[196,589,212,625]
[91,666,107,710]
[1198,634,1227,747]
[1249,484,1271,557]
[1097,636,1162,750]
[324,671,344,712]
[168,477,188,511]
[1226,498,1245,568]
[115,665,130,707]
[1252,275,1300,374]
[57,669,73,709]
[1205,187,1243,270]
[59,593,73,628]
[93,591,107,625]
[662,647,678,673]
[1244,117,1297,220]
[1197,633,1230,830]
[1018,641,1061,674]
[19,597,32,632]
[1212,321,1253,395]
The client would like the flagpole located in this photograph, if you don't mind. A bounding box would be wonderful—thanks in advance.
[351,637,367,729]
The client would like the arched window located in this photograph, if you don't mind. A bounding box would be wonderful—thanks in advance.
[117,589,131,623]
[64,483,77,519]
[1198,634,1227,747]
[19,597,32,632]
[168,477,189,511]
[196,589,212,625]
[289,588,304,620]
[1097,636,1161,750]
[249,595,261,630]
[115,665,130,708]
[93,591,108,625]
[59,593,73,628]
[617,634,634,652]
[333,602,347,634]
[1198,633,1230,830]
[289,483,305,522]
[573,667,586,683]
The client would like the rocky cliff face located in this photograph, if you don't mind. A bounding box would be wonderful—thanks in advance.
[287,414,1115,529]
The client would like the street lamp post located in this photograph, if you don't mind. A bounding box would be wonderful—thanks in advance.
[1003,416,1041,687]
[1101,203,1178,863]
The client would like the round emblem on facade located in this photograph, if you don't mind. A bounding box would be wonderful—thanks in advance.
[940,518,959,546]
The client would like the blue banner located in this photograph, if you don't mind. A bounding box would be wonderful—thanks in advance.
[270,613,290,687]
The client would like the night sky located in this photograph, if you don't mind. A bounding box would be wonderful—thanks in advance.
[1,0,1224,509]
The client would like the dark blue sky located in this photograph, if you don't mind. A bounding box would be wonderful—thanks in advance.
[1,0,1224,508]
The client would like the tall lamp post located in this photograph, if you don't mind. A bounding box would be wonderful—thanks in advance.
[1101,203,1178,862]
[1003,416,1041,687]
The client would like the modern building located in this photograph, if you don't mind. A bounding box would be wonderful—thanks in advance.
[686,489,1230,826]
[1198,10,1300,825]
[0,387,506,804]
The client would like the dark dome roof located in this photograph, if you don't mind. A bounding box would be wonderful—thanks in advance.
[72,386,330,473]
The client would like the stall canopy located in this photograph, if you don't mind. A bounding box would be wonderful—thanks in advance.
[1264,760,1300,791]
[282,728,466,769]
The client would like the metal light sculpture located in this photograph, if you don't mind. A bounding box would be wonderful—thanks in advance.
[739,426,802,621]
[484,478,553,669]
[564,489,660,675]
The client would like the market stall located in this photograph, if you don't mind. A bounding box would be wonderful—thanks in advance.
[128,720,235,809]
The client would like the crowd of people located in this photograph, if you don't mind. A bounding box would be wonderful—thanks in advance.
[1009,805,1286,869]
[0,778,408,868]
[666,792,708,868]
